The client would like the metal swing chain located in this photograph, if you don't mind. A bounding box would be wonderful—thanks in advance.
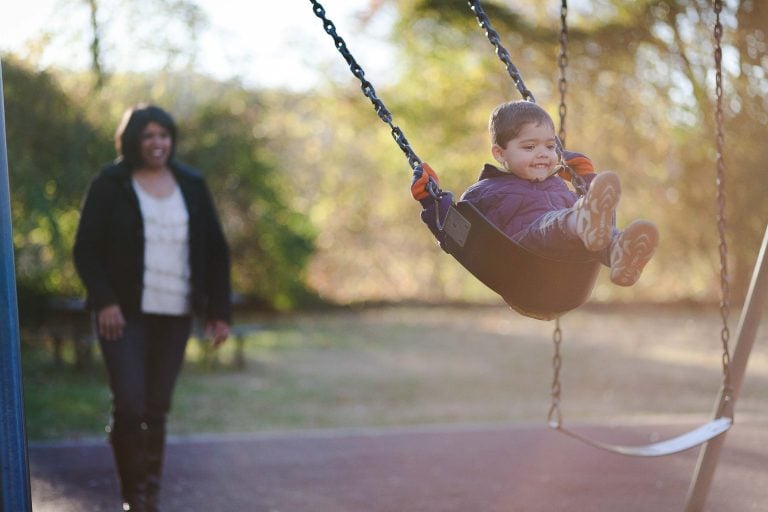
[557,0,569,145]
[469,0,576,428]
[309,0,422,170]
[553,0,588,197]
[468,0,536,103]
[548,317,564,427]
[548,3,569,428]
[713,0,734,416]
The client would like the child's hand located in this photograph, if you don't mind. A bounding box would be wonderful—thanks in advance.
[411,162,440,200]
[562,150,594,175]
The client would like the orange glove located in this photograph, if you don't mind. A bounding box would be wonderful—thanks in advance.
[558,150,596,194]
[560,150,594,179]
[411,162,440,201]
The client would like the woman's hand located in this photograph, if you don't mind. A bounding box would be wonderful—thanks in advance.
[206,319,230,348]
[97,304,126,341]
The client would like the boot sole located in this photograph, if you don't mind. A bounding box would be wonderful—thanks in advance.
[610,220,659,287]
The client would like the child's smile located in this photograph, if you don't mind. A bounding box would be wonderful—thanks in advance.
[492,122,558,181]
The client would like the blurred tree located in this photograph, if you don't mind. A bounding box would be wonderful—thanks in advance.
[581,0,768,303]
[31,0,208,90]
[83,0,106,89]
[2,58,112,322]
[727,0,768,300]
[180,94,316,309]
[3,58,316,312]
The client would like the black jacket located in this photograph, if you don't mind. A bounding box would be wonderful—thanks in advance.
[73,159,231,323]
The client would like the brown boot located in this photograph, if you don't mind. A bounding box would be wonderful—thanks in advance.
[110,428,147,512]
[610,220,659,286]
[143,426,166,512]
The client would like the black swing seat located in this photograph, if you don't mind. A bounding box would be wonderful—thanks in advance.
[440,201,601,320]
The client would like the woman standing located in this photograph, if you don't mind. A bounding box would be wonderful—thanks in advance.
[74,104,231,511]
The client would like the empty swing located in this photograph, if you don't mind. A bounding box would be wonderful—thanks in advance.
[469,0,735,456]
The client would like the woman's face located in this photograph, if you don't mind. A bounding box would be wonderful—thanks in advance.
[139,121,173,169]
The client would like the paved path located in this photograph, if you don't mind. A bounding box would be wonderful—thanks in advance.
[30,419,768,512]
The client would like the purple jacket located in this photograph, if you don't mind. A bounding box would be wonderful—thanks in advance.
[419,163,597,242]
[460,164,591,237]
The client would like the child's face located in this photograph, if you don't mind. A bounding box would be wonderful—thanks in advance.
[492,122,558,181]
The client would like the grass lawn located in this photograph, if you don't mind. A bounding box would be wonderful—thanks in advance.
[22,304,768,441]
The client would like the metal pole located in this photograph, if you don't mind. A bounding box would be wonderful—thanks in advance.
[684,223,768,512]
[0,59,33,511]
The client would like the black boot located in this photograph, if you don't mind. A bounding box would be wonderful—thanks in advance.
[110,426,147,512]
[143,425,166,512]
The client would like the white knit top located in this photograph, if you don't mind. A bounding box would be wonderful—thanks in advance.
[132,180,191,315]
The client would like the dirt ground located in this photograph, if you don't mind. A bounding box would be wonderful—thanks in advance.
[26,304,768,511]
[167,304,768,436]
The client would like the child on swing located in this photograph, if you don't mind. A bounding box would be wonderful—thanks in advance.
[412,100,658,287]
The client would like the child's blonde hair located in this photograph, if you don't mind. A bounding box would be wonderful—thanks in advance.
[489,100,555,148]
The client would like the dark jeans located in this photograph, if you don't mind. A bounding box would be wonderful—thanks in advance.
[98,313,192,434]
[512,209,615,265]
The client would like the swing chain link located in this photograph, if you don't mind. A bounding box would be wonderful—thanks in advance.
[524,0,572,431]
[713,0,733,415]
[553,0,587,198]
[548,317,563,428]
[557,0,569,145]
[468,0,536,103]
[310,0,422,170]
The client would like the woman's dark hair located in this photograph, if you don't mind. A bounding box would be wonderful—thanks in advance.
[114,104,177,168]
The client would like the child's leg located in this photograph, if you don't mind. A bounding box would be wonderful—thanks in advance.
[514,171,622,263]
[513,209,607,263]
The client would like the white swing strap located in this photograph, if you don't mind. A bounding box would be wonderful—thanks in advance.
[549,417,733,457]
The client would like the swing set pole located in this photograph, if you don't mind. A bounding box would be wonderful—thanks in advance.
[684,223,768,512]
[0,59,33,512]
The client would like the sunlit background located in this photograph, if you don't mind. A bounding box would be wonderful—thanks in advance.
[1,0,397,90]
[1,0,765,309]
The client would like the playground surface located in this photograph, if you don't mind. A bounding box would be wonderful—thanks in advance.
[31,417,768,512]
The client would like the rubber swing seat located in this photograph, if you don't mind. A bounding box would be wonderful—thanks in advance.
[440,201,601,320]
